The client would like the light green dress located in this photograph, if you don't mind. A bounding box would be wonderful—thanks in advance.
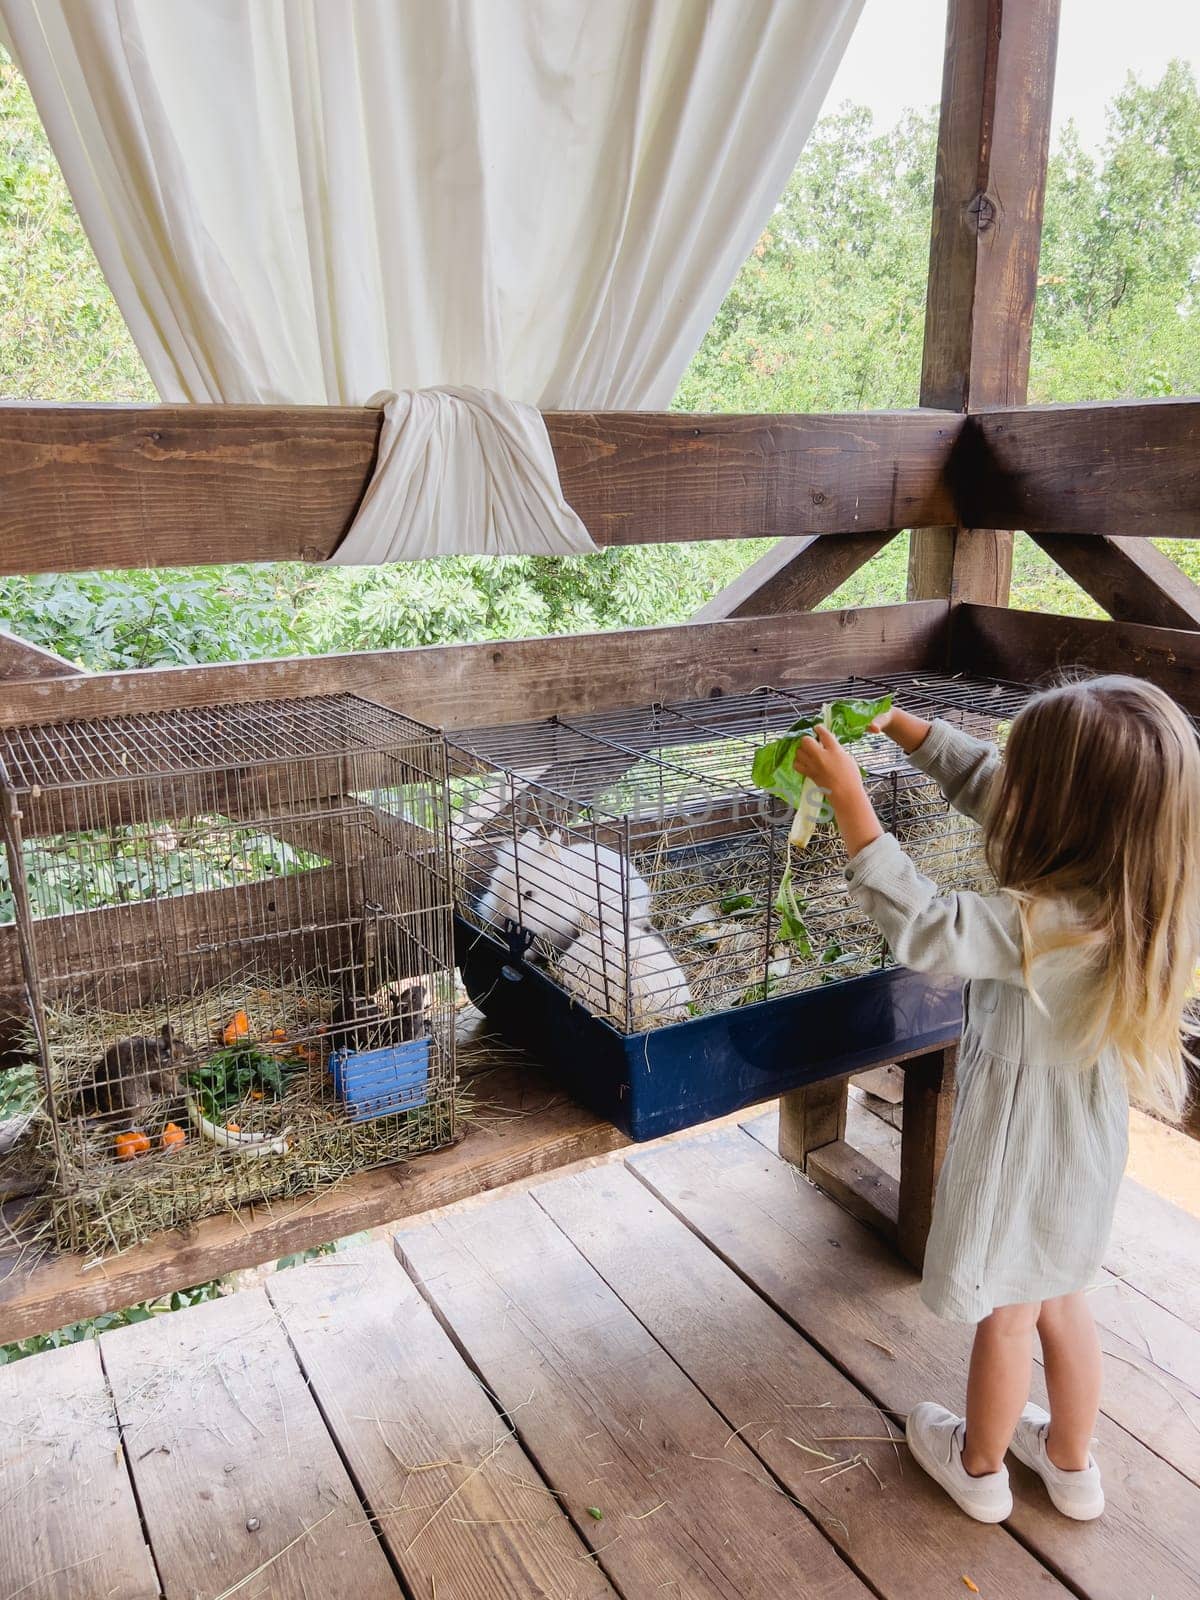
[843,719,1129,1323]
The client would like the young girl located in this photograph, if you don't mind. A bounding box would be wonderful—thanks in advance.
[792,675,1200,1525]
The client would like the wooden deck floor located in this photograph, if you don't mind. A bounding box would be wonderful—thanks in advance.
[3,1109,1199,1600]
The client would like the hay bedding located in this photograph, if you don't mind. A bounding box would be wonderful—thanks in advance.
[26,975,452,1255]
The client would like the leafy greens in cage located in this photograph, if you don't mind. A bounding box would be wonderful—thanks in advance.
[751,694,892,954]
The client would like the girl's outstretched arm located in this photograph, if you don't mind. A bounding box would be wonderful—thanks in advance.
[870,705,932,754]
[793,726,1024,982]
[877,706,1000,826]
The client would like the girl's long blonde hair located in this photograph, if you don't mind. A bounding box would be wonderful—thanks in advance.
[985,675,1200,1117]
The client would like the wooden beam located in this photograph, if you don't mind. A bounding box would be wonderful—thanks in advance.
[909,0,1061,604]
[0,1058,629,1344]
[691,533,895,621]
[950,603,1200,715]
[1029,534,1200,630]
[0,601,951,731]
[0,404,960,574]
[897,1049,957,1269]
[962,400,1200,538]
[0,629,79,680]
[806,1139,900,1243]
[0,864,358,1020]
[777,1076,847,1169]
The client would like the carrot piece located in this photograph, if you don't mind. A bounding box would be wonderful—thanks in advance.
[270,1027,288,1042]
[115,1130,151,1161]
[962,1579,980,1595]
[161,1122,186,1151]
[221,1009,252,1045]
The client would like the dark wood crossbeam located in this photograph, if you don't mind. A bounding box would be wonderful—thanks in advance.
[0,630,79,680]
[950,603,1200,714]
[908,0,1061,606]
[1028,534,1200,630]
[0,405,959,574]
[0,601,951,731]
[962,400,1200,538]
[691,532,896,620]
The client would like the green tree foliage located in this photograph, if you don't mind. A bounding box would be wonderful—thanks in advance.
[676,107,936,414]
[2,48,1199,664]
[0,54,155,402]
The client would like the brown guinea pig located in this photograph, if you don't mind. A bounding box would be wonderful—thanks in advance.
[74,1024,193,1123]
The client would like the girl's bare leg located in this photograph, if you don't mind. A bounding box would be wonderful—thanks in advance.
[1036,1292,1102,1471]
[961,1301,1040,1476]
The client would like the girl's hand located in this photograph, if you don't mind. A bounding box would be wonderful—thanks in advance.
[793,726,882,856]
[869,705,932,755]
[792,725,866,802]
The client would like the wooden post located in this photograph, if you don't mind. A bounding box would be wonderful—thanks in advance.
[777,1076,847,1169]
[898,1048,958,1268]
[901,1,1058,1262]
[908,0,1061,605]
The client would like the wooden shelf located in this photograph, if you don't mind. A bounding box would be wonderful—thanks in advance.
[0,1057,628,1343]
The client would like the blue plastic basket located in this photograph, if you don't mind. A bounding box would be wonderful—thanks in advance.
[330,1037,431,1123]
[456,916,962,1140]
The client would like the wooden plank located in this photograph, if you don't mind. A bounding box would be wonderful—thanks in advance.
[750,1100,902,1239]
[691,533,894,621]
[397,1189,869,1600]
[964,399,1200,537]
[897,1049,957,1269]
[805,1140,900,1241]
[0,1058,627,1344]
[1085,1276,1200,1488]
[1029,534,1200,629]
[852,1064,905,1105]
[535,1161,1071,1600]
[267,1242,614,1599]
[0,862,356,1020]
[0,1339,157,1600]
[628,1126,1200,1600]
[0,629,79,680]
[0,601,950,732]
[744,1102,903,1179]
[1106,1176,1200,1331]
[0,405,960,573]
[909,0,1061,603]
[101,1287,401,1599]
[950,602,1200,715]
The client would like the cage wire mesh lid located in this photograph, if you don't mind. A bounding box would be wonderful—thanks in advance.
[449,672,1029,833]
[449,672,1030,1035]
[0,692,442,792]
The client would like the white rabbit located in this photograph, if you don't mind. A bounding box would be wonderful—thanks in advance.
[477,829,651,951]
[557,921,692,1028]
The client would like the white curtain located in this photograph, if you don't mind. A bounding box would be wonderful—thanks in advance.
[3,0,863,555]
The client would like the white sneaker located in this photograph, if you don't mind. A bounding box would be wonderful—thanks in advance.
[906,1402,1013,1522]
[1009,1403,1105,1520]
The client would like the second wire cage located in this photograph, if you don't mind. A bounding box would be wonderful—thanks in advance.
[450,673,1024,1138]
[0,693,457,1253]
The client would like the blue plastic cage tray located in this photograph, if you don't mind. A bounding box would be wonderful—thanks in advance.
[331,1037,431,1123]
[455,916,963,1141]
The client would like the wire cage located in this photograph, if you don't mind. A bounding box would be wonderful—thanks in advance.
[449,671,1029,1137]
[0,694,457,1253]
